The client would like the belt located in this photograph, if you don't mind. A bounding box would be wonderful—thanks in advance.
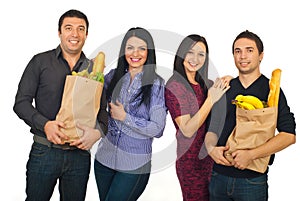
[33,135,77,150]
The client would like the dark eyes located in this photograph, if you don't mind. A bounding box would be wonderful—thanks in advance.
[235,49,254,54]
[126,46,147,51]
[186,51,205,57]
[64,26,85,32]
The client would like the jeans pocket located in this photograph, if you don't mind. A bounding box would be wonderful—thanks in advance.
[245,175,267,185]
[30,142,50,157]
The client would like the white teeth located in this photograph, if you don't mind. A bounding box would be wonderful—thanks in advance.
[70,40,78,44]
[131,58,139,62]
[189,62,197,67]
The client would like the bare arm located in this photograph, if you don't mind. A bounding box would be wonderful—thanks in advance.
[175,97,213,138]
[250,132,295,158]
[175,78,230,138]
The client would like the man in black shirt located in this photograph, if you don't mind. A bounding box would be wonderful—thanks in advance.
[13,9,103,201]
[205,30,296,201]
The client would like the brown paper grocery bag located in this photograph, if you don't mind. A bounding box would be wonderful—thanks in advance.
[56,75,103,143]
[225,106,277,173]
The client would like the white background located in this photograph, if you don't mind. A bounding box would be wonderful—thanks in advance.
[1,0,299,200]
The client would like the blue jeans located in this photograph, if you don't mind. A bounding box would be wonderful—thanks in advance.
[209,171,268,201]
[94,159,151,201]
[26,142,91,201]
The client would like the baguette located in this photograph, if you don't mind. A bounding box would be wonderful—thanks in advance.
[267,68,281,107]
[92,51,105,74]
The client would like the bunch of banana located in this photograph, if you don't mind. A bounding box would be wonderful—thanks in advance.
[232,95,267,110]
[72,69,89,77]
[71,51,105,83]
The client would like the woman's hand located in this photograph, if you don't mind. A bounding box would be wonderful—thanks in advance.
[208,78,230,105]
[109,100,126,121]
[221,75,233,87]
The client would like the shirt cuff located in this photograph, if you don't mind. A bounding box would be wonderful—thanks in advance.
[32,113,49,132]
[123,113,132,126]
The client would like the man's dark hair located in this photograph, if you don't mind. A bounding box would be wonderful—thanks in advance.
[232,30,264,54]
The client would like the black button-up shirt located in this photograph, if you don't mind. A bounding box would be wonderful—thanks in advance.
[13,45,91,137]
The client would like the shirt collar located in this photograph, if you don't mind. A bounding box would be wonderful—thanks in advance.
[55,45,89,70]
[55,45,87,61]
[135,71,144,79]
[126,70,144,79]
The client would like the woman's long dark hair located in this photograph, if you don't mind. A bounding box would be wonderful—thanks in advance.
[107,27,161,108]
[173,34,212,94]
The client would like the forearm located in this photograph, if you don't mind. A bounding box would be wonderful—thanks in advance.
[13,60,48,132]
[179,98,213,138]
[13,100,48,132]
[122,107,167,138]
[249,132,296,160]
[205,131,219,153]
[196,97,213,129]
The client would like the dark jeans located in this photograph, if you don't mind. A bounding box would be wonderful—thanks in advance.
[209,171,268,201]
[94,159,151,201]
[25,142,91,201]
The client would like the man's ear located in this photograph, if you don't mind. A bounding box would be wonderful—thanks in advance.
[259,52,264,62]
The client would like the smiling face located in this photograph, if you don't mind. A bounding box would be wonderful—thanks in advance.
[125,36,148,73]
[58,17,87,56]
[183,41,207,75]
[233,38,263,75]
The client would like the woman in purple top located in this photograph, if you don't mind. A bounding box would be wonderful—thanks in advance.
[94,27,167,201]
[165,34,230,201]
